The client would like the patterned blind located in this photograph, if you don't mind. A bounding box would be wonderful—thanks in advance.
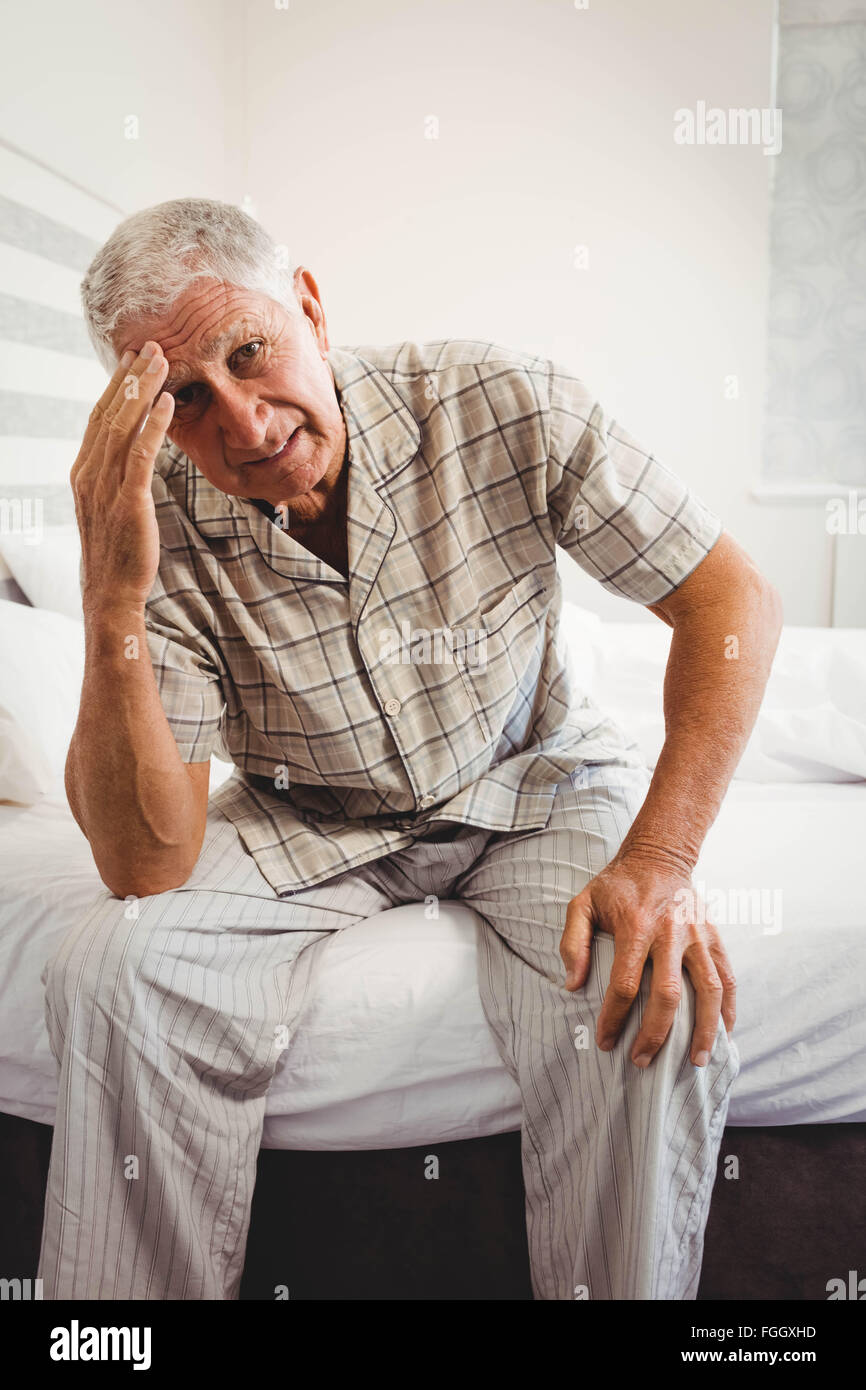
[762,0,866,487]
[0,139,123,600]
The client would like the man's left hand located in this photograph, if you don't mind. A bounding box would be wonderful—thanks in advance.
[559,854,737,1068]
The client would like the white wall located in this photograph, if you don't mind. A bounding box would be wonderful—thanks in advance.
[0,0,237,221]
[232,0,835,625]
[0,0,840,624]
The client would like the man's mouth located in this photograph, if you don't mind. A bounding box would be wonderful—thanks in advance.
[242,429,301,465]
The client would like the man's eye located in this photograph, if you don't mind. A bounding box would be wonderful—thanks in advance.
[174,385,200,407]
[231,340,263,367]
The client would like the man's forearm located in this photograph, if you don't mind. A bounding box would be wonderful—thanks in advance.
[67,603,206,897]
[614,573,783,874]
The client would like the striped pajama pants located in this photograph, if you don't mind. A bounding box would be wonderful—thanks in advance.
[37,761,739,1300]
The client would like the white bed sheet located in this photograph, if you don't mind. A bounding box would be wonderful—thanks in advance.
[0,781,864,1150]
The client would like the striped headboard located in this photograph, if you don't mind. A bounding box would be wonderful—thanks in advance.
[0,138,125,604]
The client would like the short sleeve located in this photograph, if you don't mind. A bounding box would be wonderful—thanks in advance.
[144,577,226,763]
[545,360,723,604]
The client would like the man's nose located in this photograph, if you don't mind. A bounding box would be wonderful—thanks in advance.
[212,382,273,450]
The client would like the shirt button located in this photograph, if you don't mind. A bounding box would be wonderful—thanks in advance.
[418,794,435,809]
[383,697,402,716]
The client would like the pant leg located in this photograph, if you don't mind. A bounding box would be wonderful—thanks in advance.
[453,764,740,1301]
[37,805,393,1301]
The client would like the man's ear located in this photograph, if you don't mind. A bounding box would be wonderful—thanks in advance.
[292,265,330,355]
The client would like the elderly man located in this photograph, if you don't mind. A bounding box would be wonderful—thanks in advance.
[38,198,781,1302]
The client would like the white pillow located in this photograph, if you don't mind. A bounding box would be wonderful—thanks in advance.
[0,600,234,804]
[558,604,866,783]
[0,703,55,803]
[0,524,83,620]
[0,600,84,802]
[4,594,864,805]
[555,600,602,698]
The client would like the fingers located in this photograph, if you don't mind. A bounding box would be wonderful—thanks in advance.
[72,342,168,489]
[681,941,724,1065]
[569,870,737,1070]
[102,345,169,485]
[706,928,737,1033]
[596,937,649,1053]
[595,921,731,1069]
[627,936,683,1066]
[125,390,175,492]
[609,931,726,1069]
[619,925,728,1067]
[560,889,594,990]
[71,348,137,482]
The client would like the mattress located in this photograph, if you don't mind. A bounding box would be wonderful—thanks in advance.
[0,780,864,1149]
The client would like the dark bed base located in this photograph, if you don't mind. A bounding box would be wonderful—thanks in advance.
[2,1112,864,1300]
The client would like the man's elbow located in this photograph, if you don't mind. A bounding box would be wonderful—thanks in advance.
[98,848,201,900]
[100,864,197,900]
[757,573,784,642]
[732,546,783,641]
[770,581,784,635]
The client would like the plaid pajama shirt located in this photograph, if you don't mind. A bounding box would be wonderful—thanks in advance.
[145,338,723,895]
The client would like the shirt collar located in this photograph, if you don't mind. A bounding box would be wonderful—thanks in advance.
[176,345,421,538]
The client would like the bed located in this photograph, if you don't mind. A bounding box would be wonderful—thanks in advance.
[1,585,865,1299]
[2,775,866,1145]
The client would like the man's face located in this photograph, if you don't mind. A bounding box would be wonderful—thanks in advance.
[113,271,346,509]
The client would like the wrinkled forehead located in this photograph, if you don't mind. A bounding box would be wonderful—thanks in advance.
[114,281,295,361]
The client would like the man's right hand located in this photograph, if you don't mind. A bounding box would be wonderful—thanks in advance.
[65,340,213,897]
[71,340,174,615]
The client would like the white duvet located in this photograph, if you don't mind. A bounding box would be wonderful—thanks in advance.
[1,781,864,1148]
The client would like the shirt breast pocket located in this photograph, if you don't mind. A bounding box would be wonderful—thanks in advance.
[477,571,549,634]
[453,571,551,744]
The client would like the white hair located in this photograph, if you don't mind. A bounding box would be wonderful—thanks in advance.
[80,197,298,373]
